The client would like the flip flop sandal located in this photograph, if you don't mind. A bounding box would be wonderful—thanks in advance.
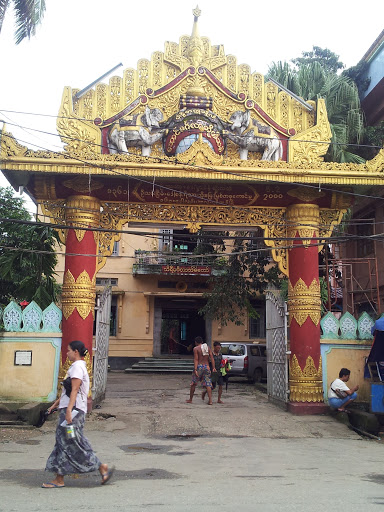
[41,482,65,488]
[101,466,115,485]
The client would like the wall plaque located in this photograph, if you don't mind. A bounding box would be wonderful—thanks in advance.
[14,350,32,366]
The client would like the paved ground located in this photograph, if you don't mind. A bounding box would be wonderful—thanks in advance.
[1,373,384,511]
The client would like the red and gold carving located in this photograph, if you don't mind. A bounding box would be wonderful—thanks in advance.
[288,278,321,327]
[286,203,319,246]
[286,203,323,404]
[65,195,101,243]
[62,269,96,320]
[289,355,323,402]
[60,195,100,367]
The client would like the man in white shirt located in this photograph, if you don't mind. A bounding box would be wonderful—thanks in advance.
[328,368,359,413]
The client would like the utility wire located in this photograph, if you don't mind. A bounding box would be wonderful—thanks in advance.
[1,122,383,208]
[1,127,383,213]
[0,216,382,244]
[0,109,91,122]
[0,231,376,259]
[1,129,384,218]
[1,112,383,150]
[0,215,368,246]
[1,124,383,238]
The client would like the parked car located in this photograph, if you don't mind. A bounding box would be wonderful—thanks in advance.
[220,342,267,383]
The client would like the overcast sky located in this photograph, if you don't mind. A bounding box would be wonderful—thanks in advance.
[0,0,383,208]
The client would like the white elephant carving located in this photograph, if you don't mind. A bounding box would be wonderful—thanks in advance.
[108,106,166,157]
[224,110,283,161]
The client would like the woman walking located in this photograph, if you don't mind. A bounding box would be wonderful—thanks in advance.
[42,340,114,488]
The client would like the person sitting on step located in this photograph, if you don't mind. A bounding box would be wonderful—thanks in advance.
[328,367,358,413]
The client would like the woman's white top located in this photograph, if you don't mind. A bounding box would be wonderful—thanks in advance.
[59,360,89,413]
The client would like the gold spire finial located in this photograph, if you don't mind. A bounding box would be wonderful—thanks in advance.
[187,5,204,68]
[193,5,201,19]
[186,5,205,96]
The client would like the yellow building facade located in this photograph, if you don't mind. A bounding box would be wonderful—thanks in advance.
[53,226,266,368]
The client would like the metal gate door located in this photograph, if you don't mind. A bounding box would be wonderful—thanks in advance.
[266,286,289,405]
[92,285,112,404]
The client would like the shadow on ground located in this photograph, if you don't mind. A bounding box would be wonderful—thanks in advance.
[0,468,180,488]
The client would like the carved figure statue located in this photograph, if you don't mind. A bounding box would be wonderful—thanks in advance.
[108,106,166,157]
[224,110,283,161]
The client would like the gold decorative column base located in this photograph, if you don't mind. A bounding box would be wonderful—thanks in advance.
[289,354,323,402]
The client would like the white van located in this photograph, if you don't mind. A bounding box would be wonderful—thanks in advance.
[220,342,267,383]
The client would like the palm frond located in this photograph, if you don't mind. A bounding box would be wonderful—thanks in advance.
[339,150,366,164]
[266,61,301,96]
[0,0,11,33]
[297,62,325,100]
[346,109,364,143]
[13,0,45,44]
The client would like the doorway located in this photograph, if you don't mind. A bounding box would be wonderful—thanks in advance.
[160,309,206,355]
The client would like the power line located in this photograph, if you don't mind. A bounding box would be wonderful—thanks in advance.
[10,192,380,231]
[0,216,382,244]
[1,127,383,211]
[2,128,384,219]
[2,116,383,154]
[0,112,64,150]
[0,214,366,245]
[1,122,383,206]
[0,109,91,122]
[1,126,383,237]
[0,108,382,149]
[0,226,381,259]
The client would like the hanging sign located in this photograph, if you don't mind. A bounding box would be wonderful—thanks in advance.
[161,265,211,276]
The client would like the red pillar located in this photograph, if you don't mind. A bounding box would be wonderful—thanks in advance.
[286,204,326,414]
[60,196,100,403]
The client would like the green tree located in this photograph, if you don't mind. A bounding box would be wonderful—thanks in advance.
[357,121,384,161]
[0,186,60,309]
[267,57,365,163]
[198,233,281,326]
[342,60,371,97]
[0,0,46,44]
[292,46,344,74]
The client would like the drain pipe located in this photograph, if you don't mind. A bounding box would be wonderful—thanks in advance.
[348,424,381,441]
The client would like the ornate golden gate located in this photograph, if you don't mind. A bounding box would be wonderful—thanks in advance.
[1,8,384,412]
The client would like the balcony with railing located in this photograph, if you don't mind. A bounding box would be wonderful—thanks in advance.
[132,250,226,277]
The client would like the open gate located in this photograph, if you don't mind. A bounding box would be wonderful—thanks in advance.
[92,285,112,404]
[266,286,289,405]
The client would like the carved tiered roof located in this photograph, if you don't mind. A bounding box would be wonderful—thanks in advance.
[55,7,329,165]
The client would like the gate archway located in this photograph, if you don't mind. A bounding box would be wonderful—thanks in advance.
[1,8,383,413]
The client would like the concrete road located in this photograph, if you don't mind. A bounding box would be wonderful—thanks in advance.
[1,373,384,512]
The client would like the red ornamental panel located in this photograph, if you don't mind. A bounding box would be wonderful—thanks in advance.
[61,226,98,362]
[288,237,321,370]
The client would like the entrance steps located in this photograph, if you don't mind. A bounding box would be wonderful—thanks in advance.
[125,357,194,374]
